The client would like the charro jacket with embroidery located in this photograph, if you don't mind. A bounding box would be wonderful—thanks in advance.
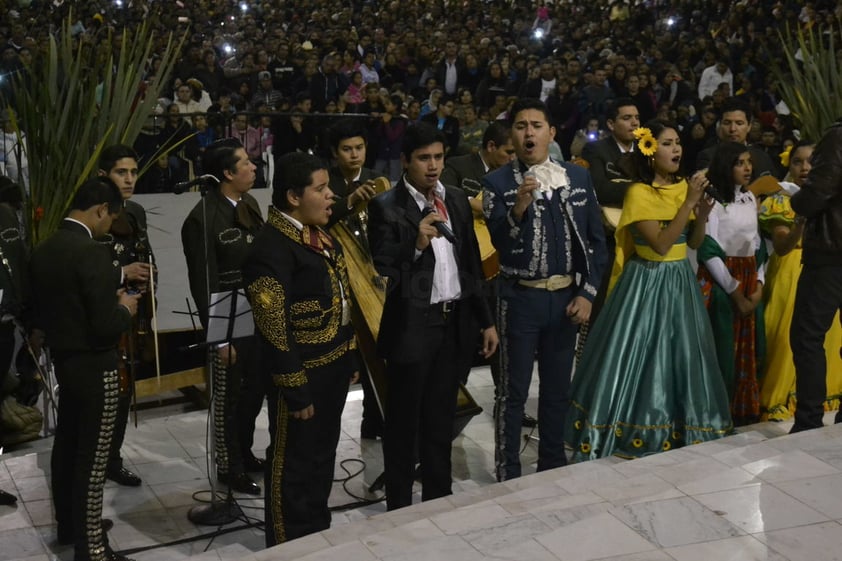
[181,188,264,329]
[481,159,608,302]
[242,207,356,410]
[98,199,155,289]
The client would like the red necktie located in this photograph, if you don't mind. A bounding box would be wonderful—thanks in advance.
[302,225,334,252]
[432,192,449,221]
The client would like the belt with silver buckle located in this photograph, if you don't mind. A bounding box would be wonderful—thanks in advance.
[432,300,458,316]
[517,274,574,291]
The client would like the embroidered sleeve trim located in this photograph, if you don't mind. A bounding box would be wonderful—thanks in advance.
[248,276,288,351]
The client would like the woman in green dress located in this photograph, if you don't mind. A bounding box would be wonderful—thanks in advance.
[565,121,733,461]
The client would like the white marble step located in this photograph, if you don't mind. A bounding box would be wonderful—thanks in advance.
[214,419,842,561]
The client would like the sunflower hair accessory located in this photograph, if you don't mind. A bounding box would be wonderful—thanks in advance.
[633,127,658,156]
[779,145,793,168]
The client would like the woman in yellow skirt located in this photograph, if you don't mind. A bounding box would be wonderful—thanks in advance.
[759,140,842,420]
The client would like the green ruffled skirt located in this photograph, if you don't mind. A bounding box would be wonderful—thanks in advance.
[565,256,733,461]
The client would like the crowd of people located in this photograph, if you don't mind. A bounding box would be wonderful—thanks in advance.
[2,1,842,560]
[2,0,836,191]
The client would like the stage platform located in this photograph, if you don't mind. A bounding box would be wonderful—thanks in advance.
[2,365,841,561]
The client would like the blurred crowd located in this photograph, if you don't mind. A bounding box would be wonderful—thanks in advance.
[0,0,838,191]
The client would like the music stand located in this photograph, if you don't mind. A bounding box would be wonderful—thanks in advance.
[187,289,254,526]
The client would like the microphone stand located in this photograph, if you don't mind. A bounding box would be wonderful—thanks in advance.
[187,179,242,526]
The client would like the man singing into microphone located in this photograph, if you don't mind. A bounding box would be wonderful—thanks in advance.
[367,123,498,510]
[482,98,608,481]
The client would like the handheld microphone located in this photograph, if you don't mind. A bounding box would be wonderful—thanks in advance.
[704,185,727,205]
[421,206,456,244]
[702,173,727,205]
[524,170,545,204]
[173,174,220,194]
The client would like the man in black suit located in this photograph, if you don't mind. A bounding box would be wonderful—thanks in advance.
[96,145,153,488]
[441,121,515,214]
[421,95,460,154]
[181,139,265,495]
[695,97,776,178]
[581,98,640,207]
[434,41,465,96]
[32,177,140,561]
[367,123,498,510]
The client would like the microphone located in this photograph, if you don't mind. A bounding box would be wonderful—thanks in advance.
[704,185,727,205]
[173,174,220,194]
[524,170,546,204]
[702,173,727,205]
[421,206,456,244]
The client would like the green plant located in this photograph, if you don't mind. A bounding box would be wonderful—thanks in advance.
[10,16,185,245]
[774,23,842,142]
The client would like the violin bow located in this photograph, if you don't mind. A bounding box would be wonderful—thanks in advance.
[148,252,162,392]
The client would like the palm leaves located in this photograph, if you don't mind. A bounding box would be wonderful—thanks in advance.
[774,23,842,141]
[10,16,185,244]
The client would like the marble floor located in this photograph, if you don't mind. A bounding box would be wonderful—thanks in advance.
[2,366,841,561]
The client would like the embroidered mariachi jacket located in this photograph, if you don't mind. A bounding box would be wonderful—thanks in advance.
[181,188,264,329]
[98,199,155,288]
[242,207,356,410]
[481,159,608,302]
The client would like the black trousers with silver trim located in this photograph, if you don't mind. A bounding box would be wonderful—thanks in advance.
[52,351,119,561]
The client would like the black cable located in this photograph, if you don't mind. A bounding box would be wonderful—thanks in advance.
[328,458,386,511]
[117,522,258,556]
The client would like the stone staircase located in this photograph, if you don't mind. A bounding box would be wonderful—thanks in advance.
[212,417,842,561]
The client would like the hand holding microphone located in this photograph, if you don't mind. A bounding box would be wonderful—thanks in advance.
[420,206,456,243]
[512,170,541,222]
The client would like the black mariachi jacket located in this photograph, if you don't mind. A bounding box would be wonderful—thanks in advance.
[792,120,842,266]
[242,207,356,410]
[181,188,264,330]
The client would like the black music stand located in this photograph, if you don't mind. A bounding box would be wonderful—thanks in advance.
[187,289,254,526]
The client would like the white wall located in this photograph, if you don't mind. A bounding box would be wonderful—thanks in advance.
[137,190,272,331]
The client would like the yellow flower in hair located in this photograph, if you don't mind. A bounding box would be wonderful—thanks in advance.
[638,133,658,157]
[779,145,793,168]
[632,127,652,140]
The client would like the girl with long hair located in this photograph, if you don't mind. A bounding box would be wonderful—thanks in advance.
[566,121,732,460]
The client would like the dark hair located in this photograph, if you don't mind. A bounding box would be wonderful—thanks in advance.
[388,94,403,109]
[70,177,122,214]
[482,121,511,151]
[508,97,551,125]
[617,120,680,185]
[707,141,751,204]
[272,152,328,210]
[328,118,367,151]
[204,138,244,183]
[786,138,815,169]
[607,97,638,122]
[401,122,446,161]
[98,144,138,174]
[719,97,752,122]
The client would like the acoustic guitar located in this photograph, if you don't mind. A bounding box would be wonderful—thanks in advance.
[472,192,499,280]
